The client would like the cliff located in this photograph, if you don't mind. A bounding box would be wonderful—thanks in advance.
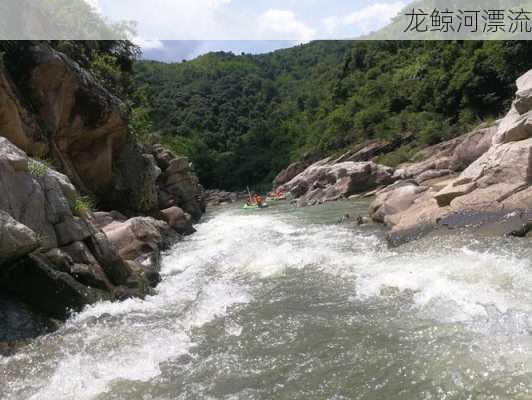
[0,42,205,324]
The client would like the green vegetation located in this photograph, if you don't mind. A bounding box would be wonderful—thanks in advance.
[135,41,532,190]
[71,195,95,218]
[28,158,50,177]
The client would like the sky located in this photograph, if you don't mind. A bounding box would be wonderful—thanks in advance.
[86,0,411,61]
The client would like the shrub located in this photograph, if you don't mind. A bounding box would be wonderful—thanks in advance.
[28,159,49,177]
[72,195,95,218]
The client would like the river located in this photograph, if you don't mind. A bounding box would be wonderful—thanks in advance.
[2,200,532,399]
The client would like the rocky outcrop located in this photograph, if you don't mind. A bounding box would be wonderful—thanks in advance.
[0,43,206,330]
[0,42,172,214]
[273,161,309,188]
[370,70,532,245]
[393,124,497,182]
[332,136,414,165]
[96,216,178,288]
[150,144,206,221]
[0,138,154,318]
[279,158,394,207]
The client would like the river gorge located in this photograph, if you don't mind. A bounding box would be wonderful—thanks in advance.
[2,201,532,399]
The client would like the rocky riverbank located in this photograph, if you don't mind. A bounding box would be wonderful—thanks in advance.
[0,42,205,336]
[274,70,532,246]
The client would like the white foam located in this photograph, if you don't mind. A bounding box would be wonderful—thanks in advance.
[4,206,532,399]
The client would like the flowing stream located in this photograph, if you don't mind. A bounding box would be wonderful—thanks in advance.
[2,201,532,399]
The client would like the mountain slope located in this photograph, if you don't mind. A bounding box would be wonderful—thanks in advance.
[135,40,532,190]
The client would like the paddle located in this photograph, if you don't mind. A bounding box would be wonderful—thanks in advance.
[246,186,253,204]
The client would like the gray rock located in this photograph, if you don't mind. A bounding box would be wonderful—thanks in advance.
[281,159,395,207]
[0,211,38,265]
[0,254,111,319]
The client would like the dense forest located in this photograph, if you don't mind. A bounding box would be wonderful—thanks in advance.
[134,41,532,190]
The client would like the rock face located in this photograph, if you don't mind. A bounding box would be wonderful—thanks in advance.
[150,144,206,221]
[0,42,175,214]
[279,159,395,207]
[273,161,309,188]
[370,69,532,244]
[0,138,155,319]
[393,125,497,182]
[98,216,178,287]
[0,44,206,326]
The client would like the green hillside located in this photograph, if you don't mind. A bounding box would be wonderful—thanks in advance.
[134,41,532,190]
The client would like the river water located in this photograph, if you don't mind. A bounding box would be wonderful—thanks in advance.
[2,200,532,399]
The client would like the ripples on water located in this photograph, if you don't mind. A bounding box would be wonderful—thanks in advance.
[2,201,532,399]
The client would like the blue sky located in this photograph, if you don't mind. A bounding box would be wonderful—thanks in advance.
[87,0,411,61]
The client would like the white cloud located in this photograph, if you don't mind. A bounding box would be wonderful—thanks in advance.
[96,0,404,40]
[256,9,316,41]
[322,1,405,35]
[98,0,234,39]
[133,38,165,50]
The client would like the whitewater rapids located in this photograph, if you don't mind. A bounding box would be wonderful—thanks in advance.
[2,201,532,399]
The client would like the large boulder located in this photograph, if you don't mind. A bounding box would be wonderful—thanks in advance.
[281,158,394,207]
[101,216,180,284]
[160,207,195,235]
[369,182,428,223]
[1,254,110,319]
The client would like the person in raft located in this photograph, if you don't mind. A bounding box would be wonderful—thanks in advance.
[254,194,264,207]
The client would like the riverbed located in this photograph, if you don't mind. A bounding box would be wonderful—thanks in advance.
[2,200,532,399]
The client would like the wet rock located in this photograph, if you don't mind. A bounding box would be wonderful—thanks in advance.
[160,206,195,235]
[101,216,178,281]
[0,293,50,342]
[1,254,110,319]
[84,232,132,286]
